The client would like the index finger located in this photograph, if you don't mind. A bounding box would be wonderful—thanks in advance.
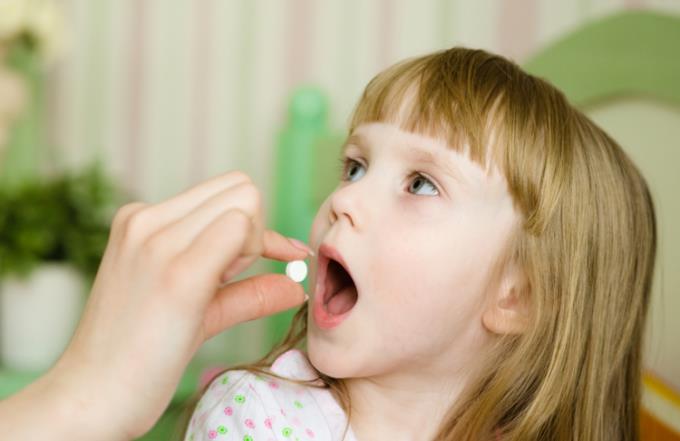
[263,229,315,262]
[144,171,252,231]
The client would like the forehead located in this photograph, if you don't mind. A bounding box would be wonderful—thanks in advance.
[344,128,459,163]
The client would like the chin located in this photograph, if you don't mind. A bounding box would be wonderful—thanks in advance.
[306,334,356,379]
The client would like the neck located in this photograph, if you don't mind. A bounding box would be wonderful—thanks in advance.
[342,360,473,441]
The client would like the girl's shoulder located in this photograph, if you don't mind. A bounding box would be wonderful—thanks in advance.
[185,349,353,441]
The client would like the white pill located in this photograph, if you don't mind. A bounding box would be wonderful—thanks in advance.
[285,260,307,283]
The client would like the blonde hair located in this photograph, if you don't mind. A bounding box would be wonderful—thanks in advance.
[179,47,657,441]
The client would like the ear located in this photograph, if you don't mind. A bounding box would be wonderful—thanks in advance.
[482,261,530,335]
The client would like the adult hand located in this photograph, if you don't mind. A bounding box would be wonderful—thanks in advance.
[0,171,312,440]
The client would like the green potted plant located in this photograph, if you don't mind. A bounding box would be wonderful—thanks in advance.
[0,161,130,371]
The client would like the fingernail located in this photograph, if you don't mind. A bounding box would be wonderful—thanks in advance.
[304,293,310,302]
[288,238,315,256]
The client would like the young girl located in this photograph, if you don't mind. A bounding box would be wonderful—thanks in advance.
[180,46,657,441]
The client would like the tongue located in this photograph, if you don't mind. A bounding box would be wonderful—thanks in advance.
[327,285,358,315]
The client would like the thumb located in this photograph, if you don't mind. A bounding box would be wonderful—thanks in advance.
[202,273,306,340]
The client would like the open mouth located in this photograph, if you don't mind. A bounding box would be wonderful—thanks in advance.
[315,244,359,318]
[323,258,358,315]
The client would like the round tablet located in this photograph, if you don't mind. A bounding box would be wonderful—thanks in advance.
[285,260,307,283]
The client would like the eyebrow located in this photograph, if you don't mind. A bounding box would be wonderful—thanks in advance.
[342,133,465,184]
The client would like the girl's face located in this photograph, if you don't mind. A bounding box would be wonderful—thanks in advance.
[306,121,521,379]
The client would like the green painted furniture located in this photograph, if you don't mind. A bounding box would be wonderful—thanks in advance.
[523,10,680,106]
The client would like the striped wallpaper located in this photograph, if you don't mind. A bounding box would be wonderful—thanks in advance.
[37,0,680,378]
[46,0,680,206]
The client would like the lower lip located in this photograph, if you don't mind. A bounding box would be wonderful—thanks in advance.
[312,287,355,330]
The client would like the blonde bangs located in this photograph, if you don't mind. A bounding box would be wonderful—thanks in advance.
[349,50,518,177]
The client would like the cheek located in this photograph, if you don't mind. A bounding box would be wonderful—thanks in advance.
[371,221,485,320]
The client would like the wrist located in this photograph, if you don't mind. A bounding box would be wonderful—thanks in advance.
[44,360,131,441]
[0,363,125,441]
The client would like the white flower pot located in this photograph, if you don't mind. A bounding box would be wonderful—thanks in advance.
[0,261,86,371]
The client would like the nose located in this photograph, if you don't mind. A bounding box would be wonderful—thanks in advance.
[327,180,364,229]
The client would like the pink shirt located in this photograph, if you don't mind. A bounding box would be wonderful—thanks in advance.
[185,349,358,441]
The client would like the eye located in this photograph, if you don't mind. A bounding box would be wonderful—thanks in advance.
[407,174,438,196]
[337,157,440,196]
[337,157,366,182]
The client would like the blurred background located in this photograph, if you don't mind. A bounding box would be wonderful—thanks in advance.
[0,0,679,439]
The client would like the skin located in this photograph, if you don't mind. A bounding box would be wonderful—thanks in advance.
[0,171,311,440]
[306,122,526,440]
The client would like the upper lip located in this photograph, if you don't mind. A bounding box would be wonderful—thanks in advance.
[316,243,356,304]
